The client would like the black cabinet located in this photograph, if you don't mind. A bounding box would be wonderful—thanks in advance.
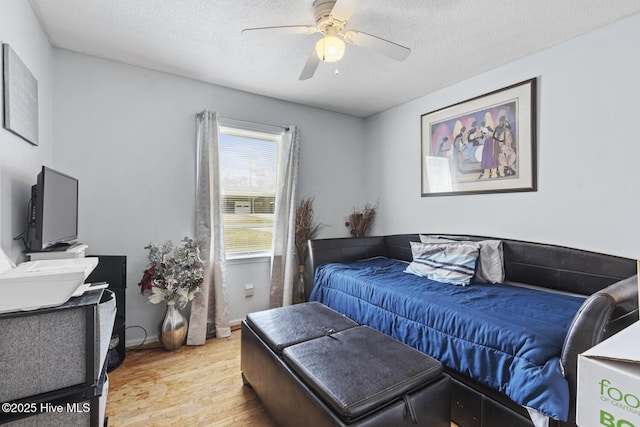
[87,255,127,372]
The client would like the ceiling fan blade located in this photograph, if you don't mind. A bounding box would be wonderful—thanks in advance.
[329,0,365,23]
[344,30,411,61]
[299,47,321,80]
[242,25,317,38]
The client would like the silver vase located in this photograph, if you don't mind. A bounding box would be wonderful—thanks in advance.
[159,301,187,351]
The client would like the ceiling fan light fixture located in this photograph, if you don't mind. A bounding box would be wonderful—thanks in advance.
[315,35,345,62]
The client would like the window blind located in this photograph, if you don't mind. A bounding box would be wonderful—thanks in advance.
[219,127,280,255]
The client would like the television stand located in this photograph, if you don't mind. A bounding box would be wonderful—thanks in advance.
[26,243,88,261]
[0,289,114,426]
[42,241,87,251]
[43,242,73,251]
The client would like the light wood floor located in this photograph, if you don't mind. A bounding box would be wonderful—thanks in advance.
[106,330,457,426]
[106,330,276,426]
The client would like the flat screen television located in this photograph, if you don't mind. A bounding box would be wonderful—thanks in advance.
[28,166,79,251]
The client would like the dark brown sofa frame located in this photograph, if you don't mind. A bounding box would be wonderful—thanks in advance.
[306,234,639,427]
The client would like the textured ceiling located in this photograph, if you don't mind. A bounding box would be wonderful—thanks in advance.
[28,0,640,117]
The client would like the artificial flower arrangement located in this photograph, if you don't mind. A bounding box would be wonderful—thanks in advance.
[138,237,204,308]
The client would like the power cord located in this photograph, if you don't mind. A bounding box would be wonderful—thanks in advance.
[12,197,33,250]
[125,325,150,351]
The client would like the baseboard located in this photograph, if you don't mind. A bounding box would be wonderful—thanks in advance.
[125,322,243,351]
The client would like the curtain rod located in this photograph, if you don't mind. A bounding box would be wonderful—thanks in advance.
[196,110,289,132]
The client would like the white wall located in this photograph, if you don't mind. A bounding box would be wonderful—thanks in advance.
[52,51,367,345]
[0,0,55,262]
[365,13,640,259]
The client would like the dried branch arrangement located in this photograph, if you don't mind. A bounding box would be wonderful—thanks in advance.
[345,203,377,237]
[295,195,322,266]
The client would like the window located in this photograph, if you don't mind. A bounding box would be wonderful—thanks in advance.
[219,124,281,257]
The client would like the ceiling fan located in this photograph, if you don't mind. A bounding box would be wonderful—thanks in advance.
[241,0,411,80]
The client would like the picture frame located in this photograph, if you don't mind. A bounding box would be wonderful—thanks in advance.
[421,78,536,197]
[3,43,39,146]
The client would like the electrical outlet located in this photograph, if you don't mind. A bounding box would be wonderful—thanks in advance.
[244,283,254,297]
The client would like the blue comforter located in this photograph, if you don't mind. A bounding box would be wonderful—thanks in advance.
[309,257,586,421]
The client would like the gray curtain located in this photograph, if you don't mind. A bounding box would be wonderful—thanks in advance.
[269,126,300,307]
[188,110,231,345]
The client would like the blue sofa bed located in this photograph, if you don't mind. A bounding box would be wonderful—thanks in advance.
[306,234,638,427]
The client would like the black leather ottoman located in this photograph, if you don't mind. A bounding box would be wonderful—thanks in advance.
[241,303,450,427]
[244,301,358,356]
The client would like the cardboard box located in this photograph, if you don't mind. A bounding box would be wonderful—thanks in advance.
[577,321,640,427]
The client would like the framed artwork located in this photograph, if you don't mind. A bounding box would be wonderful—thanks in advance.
[421,78,536,197]
[3,43,39,146]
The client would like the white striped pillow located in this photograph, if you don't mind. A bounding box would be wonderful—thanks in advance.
[405,241,481,286]
[419,235,505,284]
